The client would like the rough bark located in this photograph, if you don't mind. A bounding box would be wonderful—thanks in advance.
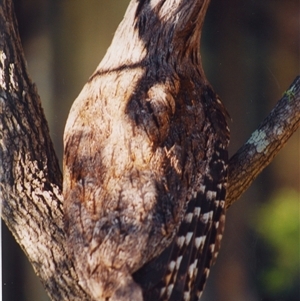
[226,77,300,208]
[0,0,299,301]
[0,1,89,300]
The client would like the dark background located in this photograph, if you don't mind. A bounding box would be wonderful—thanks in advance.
[3,0,299,300]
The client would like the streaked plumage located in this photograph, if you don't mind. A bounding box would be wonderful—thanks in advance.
[63,1,229,300]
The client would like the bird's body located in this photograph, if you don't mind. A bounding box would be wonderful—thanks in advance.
[63,1,229,300]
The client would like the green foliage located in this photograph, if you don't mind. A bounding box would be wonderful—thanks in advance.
[253,188,299,299]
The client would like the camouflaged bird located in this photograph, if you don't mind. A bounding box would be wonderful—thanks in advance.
[63,0,229,300]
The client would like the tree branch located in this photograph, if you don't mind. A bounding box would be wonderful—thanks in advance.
[0,1,89,300]
[226,77,300,208]
[0,0,299,300]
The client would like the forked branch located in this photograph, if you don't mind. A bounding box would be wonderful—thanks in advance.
[0,0,299,300]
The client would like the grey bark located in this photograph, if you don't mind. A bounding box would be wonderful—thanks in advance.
[226,79,300,208]
[0,0,299,300]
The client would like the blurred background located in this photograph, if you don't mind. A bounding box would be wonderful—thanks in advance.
[2,0,299,300]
